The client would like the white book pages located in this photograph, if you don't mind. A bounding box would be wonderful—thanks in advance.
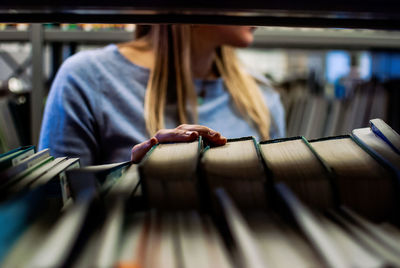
[310,137,395,221]
[141,140,200,209]
[141,141,199,181]
[202,139,267,209]
[260,138,334,209]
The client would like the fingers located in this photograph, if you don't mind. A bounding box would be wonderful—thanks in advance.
[130,137,158,163]
[177,124,227,146]
[155,128,199,143]
[131,125,227,163]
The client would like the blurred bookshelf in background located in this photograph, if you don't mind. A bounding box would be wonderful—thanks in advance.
[0,23,135,31]
[1,24,400,152]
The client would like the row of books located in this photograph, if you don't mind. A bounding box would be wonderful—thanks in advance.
[285,79,390,140]
[0,23,29,31]
[0,118,399,267]
[0,23,136,32]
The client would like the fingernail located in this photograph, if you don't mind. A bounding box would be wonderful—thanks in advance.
[185,131,194,136]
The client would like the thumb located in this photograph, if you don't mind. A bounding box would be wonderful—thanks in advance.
[130,137,158,163]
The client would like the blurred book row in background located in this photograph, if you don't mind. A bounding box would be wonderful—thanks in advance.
[0,23,136,31]
[1,24,400,151]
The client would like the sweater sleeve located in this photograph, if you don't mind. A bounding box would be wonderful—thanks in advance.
[38,52,101,166]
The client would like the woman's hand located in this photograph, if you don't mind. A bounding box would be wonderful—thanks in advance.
[130,124,227,163]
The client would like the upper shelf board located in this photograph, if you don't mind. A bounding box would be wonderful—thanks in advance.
[1,1,400,29]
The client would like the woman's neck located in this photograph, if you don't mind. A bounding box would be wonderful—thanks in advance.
[117,40,154,70]
[191,36,218,80]
[118,38,219,80]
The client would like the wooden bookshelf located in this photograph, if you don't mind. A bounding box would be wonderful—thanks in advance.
[1,1,400,29]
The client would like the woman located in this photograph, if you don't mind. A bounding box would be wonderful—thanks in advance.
[39,25,285,166]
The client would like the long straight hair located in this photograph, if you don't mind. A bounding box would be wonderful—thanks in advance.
[136,25,271,140]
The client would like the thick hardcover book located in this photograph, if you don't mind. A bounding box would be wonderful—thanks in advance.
[370,118,400,155]
[0,155,54,192]
[31,158,80,206]
[139,138,202,209]
[0,145,35,172]
[352,127,400,172]
[201,137,268,209]
[105,164,140,201]
[65,161,127,202]
[259,136,337,210]
[309,135,398,222]
[0,149,50,184]
[6,157,67,194]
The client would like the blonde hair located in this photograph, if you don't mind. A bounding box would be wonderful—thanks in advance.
[136,25,271,140]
